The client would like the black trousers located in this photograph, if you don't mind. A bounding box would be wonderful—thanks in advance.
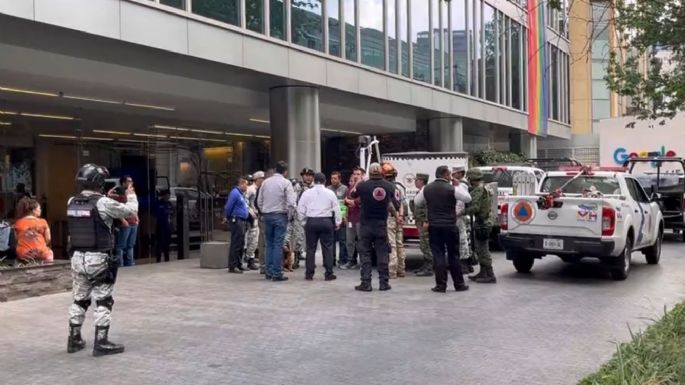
[228,218,247,268]
[304,217,335,278]
[428,225,465,289]
[156,225,171,262]
[359,221,390,284]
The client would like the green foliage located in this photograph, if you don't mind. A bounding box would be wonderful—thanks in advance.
[607,0,685,119]
[579,303,685,385]
[470,150,527,167]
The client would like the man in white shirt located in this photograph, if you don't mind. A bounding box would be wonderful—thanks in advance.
[298,172,342,281]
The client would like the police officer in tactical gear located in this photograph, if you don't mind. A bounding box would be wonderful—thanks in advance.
[350,163,398,292]
[465,168,496,283]
[67,164,138,356]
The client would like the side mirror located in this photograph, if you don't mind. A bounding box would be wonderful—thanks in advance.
[651,192,662,201]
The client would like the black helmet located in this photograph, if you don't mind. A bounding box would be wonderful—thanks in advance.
[76,163,109,191]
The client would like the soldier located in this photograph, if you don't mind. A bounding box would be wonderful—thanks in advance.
[244,171,265,271]
[288,168,314,268]
[465,168,496,283]
[66,164,138,356]
[453,166,474,274]
[413,173,433,277]
[382,162,406,279]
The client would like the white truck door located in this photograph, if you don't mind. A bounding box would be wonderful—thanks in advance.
[625,178,654,248]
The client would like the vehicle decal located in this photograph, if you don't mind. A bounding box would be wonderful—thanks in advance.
[576,204,598,222]
[512,200,535,224]
[636,202,645,244]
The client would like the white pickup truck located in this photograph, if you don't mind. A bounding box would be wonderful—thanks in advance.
[499,170,664,280]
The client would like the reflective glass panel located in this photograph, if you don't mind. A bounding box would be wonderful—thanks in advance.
[246,0,264,33]
[399,0,410,77]
[291,0,324,52]
[450,0,467,93]
[441,0,449,87]
[483,4,496,102]
[328,0,342,56]
[388,0,398,73]
[551,46,559,120]
[270,0,286,40]
[511,21,522,110]
[432,0,441,86]
[471,0,481,96]
[161,0,185,9]
[193,0,240,26]
[360,0,385,69]
[344,0,357,61]
[411,0,430,83]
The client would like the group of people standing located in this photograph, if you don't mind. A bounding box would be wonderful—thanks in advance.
[222,159,494,293]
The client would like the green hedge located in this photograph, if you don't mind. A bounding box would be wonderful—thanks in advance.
[579,303,685,385]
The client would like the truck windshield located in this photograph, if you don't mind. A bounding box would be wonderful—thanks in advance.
[482,170,530,188]
[541,176,621,195]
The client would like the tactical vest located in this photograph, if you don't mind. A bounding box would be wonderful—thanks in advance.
[67,194,113,252]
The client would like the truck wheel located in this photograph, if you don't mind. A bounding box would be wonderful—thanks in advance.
[610,237,632,281]
[644,229,662,265]
[509,251,534,273]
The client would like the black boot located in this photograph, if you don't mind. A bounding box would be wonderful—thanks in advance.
[247,258,258,270]
[67,324,86,353]
[293,252,302,269]
[474,266,497,284]
[469,264,488,281]
[93,326,125,357]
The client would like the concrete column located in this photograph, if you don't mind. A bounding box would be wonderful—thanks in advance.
[269,86,321,174]
[510,131,538,158]
[428,117,464,152]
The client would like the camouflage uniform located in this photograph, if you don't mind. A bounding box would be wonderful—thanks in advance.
[412,183,432,272]
[388,181,407,278]
[244,184,259,264]
[456,201,471,261]
[287,181,310,265]
[465,169,496,283]
[68,192,137,327]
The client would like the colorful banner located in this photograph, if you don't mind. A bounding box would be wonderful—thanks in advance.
[527,0,548,137]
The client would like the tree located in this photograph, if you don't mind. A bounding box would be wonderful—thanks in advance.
[606,0,685,119]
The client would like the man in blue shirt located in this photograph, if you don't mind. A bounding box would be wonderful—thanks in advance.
[224,177,250,273]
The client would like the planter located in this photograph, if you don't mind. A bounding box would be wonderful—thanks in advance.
[0,260,72,302]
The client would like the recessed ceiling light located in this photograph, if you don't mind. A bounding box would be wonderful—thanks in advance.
[0,121,11,126]
[118,138,148,143]
[0,110,18,116]
[124,102,175,111]
[0,86,59,97]
[21,112,75,120]
[321,128,362,135]
[64,95,120,104]
[190,128,223,135]
[133,133,168,138]
[249,118,270,124]
[153,124,190,132]
[92,130,132,136]
[82,136,114,141]
[169,136,227,143]
[39,134,77,139]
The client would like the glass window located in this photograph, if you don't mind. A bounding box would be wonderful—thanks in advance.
[411,0,430,83]
[432,0,441,86]
[441,0,449,87]
[471,0,481,97]
[387,0,398,73]
[500,14,508,105]
[552,46,559,120]
[399,0,410,77]
[344,0,357,62]
[328,0,341,56]
[522,27,528,111]
[270,0,286,40]
[360,0,384,69]
[511,21,522,109]
[592,99,611,120]
[451,0,467,93]
[193,0,240,26]
[483,4,496,102]
[161,0,185,9]
[291,1,323,51]
[541,176,620,195]
[246,0,264,33]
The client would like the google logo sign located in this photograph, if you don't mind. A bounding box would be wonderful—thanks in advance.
[613,146,677,165]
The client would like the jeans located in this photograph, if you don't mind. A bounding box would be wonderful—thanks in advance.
[115,225,138,267]
[334,225,348,264]
[263,213,288,279]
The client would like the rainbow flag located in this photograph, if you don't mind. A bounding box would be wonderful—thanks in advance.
[527,0,548,136]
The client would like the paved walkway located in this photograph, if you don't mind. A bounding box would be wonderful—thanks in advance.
[2,242,685,385]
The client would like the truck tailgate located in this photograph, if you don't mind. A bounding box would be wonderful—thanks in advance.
[507,197,603,238]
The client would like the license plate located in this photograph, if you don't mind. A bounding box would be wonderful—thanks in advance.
[543,238,564,250]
